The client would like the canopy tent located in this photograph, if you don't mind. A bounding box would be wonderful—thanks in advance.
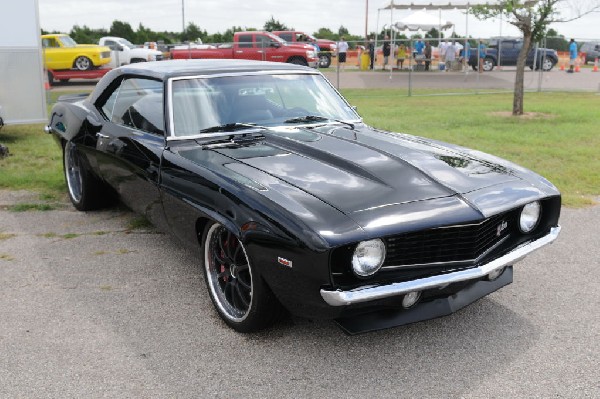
[394,10,453,31]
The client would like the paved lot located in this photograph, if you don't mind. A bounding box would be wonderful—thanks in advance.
[0,190,598,398]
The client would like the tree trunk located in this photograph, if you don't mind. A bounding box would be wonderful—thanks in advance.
[512,33,533,115]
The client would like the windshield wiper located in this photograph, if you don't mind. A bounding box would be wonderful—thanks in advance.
[284,115,329,124]
[199,123,263,134]
[284,115,355,129]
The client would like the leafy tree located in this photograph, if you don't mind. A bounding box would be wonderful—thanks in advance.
[181,22,207,42]
[314,28,336,40]
[425,28,441,46]
[109,20,136,42]
[263,16,289,31]
[472,0,599,115]
[338,26,349,36]
[545,28,569,51]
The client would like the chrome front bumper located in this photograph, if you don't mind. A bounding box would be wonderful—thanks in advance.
[321,226,561,307]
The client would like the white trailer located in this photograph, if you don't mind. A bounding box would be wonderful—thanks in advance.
[0,0,47,127]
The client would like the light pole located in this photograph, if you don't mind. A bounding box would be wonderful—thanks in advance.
[365,0,369,41]
[182,0,185,32]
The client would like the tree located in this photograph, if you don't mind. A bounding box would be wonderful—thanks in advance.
[545,28,569,51]
[472,0,599,115]
[263,16,289,31]
[109,20,135,42]
[181,22,206,42]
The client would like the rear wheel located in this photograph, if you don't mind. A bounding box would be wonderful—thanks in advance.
[318,53,331,68]
[63,140,111,211]
[482,57,495,72]
[202,222,284,332]
[73,56,93,71]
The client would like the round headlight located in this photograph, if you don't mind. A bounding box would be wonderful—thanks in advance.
[352,239,386,277]
[519,201,541,233]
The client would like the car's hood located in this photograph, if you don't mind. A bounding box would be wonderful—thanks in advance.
[214,125,523,214]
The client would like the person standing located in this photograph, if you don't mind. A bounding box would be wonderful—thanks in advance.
[462,40,470,72]
[414,38,425,57]
[337,37,349,70]
[568,38,577,73]
[424,41,432,71]
[382,36,391,70]
[368,37,375,70]
[478,40,486,73]
[396,42,407,69]
[444,41,456,71]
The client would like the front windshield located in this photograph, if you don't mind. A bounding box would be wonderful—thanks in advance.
[170,73,360,137]
[58,36,77,47]
[118,39,136,49]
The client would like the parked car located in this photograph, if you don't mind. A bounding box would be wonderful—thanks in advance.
[580,41,600,64]
[171,31,318,68]
[41,34,111,71]
[469,38,558,71]
[98,36,163,67]
[45,59,561,334]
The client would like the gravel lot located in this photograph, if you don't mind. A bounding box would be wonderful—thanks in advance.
[0,189,598,398]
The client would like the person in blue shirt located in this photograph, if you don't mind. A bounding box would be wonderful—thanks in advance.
[478,40,486,73]
[568,38,577,73]
[414,39,425,56]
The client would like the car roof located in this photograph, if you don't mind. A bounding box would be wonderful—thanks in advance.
[90,59,318,102]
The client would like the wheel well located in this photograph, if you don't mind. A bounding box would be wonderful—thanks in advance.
[287,56,308,66]
[195,217,211,245]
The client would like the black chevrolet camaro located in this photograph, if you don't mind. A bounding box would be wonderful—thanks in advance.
[46,59,561,334]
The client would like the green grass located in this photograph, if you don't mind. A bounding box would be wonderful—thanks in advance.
[342,90,600,206]
[8,203,57,212]
[0,90,598,207]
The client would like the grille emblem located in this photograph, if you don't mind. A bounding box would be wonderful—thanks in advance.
[496,220,508,236]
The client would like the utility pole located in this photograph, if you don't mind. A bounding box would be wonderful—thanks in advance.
[182,0,185,32]
[365,0,369,40]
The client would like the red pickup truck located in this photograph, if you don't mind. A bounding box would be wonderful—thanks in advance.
[171,31,319,67]
[272,31,337,68]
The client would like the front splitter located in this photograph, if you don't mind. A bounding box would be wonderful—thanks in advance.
[335,266,513,335]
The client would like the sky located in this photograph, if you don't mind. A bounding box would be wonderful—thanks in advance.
[37,0,600,41]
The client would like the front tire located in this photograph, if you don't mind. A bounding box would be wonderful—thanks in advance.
[318,53,331,68]
[63,140,110,211]
[202,222,283,332]
[73,56,93,71]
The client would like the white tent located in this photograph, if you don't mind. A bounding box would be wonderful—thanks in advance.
[394,10,453,31]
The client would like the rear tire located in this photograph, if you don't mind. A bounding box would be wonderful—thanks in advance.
[201,222,284,332]
[63,140,111,211]
[482,57,495,72]
[318,53,331,68]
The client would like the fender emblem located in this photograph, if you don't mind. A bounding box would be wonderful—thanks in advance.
[277,257,293,268]
[496,220,508,236]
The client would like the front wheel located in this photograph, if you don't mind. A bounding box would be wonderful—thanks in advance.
[73,56,93,71]
[541,58,555,71]
[202,222,284,332]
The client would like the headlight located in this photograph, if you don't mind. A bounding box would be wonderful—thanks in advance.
[519,201,541,233]
[352,239,386,277]
[307,51,316,58]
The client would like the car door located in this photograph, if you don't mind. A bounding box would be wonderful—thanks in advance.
[93,76,167,223]
[234,33,264,61]
[499,40,519,66]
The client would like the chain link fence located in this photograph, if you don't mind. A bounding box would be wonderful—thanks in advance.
[324,36,600,96]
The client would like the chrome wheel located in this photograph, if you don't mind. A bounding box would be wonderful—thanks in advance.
[204,223,253,322]
[483,58,495,72]
[74,56,92,71]
[542,58,554,71]
[64,141,83,204]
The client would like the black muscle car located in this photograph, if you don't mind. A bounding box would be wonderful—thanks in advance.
[45,59,561,334]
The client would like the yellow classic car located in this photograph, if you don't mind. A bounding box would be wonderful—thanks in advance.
[41,34,111,71]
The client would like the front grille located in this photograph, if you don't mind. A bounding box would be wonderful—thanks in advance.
[383,212,516,269]
[156,54,164,61]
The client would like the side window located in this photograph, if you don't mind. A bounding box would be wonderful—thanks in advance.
[256,35,270,48]
[104,40,118,50]
[238,34,253,48]
[500,42,513,50]
[99,78,164,135]
[279,33,292,42]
